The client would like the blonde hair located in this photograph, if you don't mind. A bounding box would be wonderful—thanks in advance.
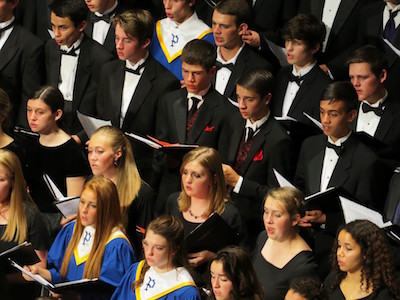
[0,150,33,244]
[265,187,306,219]
[60,176,123,279]
[178,147,226,217]
[91,126,141,223]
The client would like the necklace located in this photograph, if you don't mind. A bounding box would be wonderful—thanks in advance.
[188,209,204,219]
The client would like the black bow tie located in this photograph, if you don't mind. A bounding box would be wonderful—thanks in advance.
[216,61,235,71]
[125,62,146,75]
[0,20,15,35]
[59,45,80,57]
[361,102,385,116]
[90,7,117,23]
[288,73,305,86]
[326,142,344,156]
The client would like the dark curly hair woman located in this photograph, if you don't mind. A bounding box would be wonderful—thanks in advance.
[326,220,400,299]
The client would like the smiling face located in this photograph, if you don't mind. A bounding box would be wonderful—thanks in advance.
[285,39,317,70]
[51,12,86,48]
[163,0,194,24]
[88,133,121,179]
[79,188,98,227]
[349,62,386,104]
[26,98,61,134]
[320,99,356,142]
[210,260,233,300]
[263,196,297,242]
[181,160,212,200]
[143,229,172,272]
[336,229,363,274]
[236,84,269,123]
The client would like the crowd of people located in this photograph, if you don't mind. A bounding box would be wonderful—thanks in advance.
[1,0,400,299]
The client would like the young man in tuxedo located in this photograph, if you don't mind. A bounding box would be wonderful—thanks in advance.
[270,14,331,125]
[221,69,295,248]
[152,39,235,215]
[0,0,44,129]
[348,45,400,162]
[84,0,128,55]
[46,0,114,144]
[211,0,272,102]
[295,81,386,277]
[96,10,180,182]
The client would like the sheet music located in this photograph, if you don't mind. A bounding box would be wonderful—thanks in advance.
[303,112,323,131]
[77,111,111,138]
[339,196,392,228]
[273,168,295,188]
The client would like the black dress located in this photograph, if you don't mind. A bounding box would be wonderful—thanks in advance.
[25,137,91,238]
[253,231,319,300]
[329,286,394,299]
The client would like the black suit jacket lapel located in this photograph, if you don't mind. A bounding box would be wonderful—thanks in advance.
[0,27,19,71]
[187,91,218,144]
[288,66,317,116]
[271,68,290,116]
[307,137,325,194]
[227,118,245,163]
[224,48,248,99]
[121,57,156,130]
[328,0,358,47]
[73,36,91,111]
[109,62,125,127]
[47,41,61,86]
[375,97,396,141]
[311,0,324,18]
[173,90,188,143]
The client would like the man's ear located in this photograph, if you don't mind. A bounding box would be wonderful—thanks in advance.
[379,69,387,84]
[77,20,87,33]
[238,22,248,35]
[348,109,357,123]
[311,43,320,55]
[141,38,151,49]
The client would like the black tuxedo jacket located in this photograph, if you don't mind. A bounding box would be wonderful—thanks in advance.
[152,87,236,214]
[295,133,385,210]
[0,24,45,128]
[84,3,128,56]
[96,55,180,178]
[351,96,400,155]
[46,35,114,139]
[17,0,52,42]
[212,45,273,102]
[357,1,400,100]
[271,64,332,124]
[299,0,379,79]
[221,112,295,222]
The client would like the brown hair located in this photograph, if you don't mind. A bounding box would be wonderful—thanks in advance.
[264,187,306,219]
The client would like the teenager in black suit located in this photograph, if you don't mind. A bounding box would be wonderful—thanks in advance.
[357,0,400,100]
[270,14,331,125]
[153,39,235,215]
[46,0,114,144]
[211,0,273,102]
[84,0,128,55]
[0,0,44,129]
[348,45,400,163]
[299,0,379,80]
[295,81,386,277]
[96,10,180,182]
[221,69,295,249]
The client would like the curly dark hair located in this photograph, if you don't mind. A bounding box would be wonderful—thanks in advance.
[208,246,264,300]
[329,220,400,298]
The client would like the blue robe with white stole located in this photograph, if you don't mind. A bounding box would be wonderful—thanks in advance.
[111,260,200,299]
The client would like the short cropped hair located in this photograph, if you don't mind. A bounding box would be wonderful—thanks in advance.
[49,0,88,27]
[237,69,274,100]
[111,10,154,44]
[181,39,216,71]
[282,14,326,50]
[321,81,358,112]
[346,45,388,79]
[214,0,251,27]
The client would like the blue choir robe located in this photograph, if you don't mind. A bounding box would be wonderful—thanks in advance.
[111,260,200,300]
[148,12,214,80]
[47,222,135,287]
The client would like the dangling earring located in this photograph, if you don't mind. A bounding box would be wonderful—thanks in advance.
[113,160,118,168]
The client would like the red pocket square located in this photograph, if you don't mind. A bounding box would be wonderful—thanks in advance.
[204,126,215,132]
[253,149,263,161]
